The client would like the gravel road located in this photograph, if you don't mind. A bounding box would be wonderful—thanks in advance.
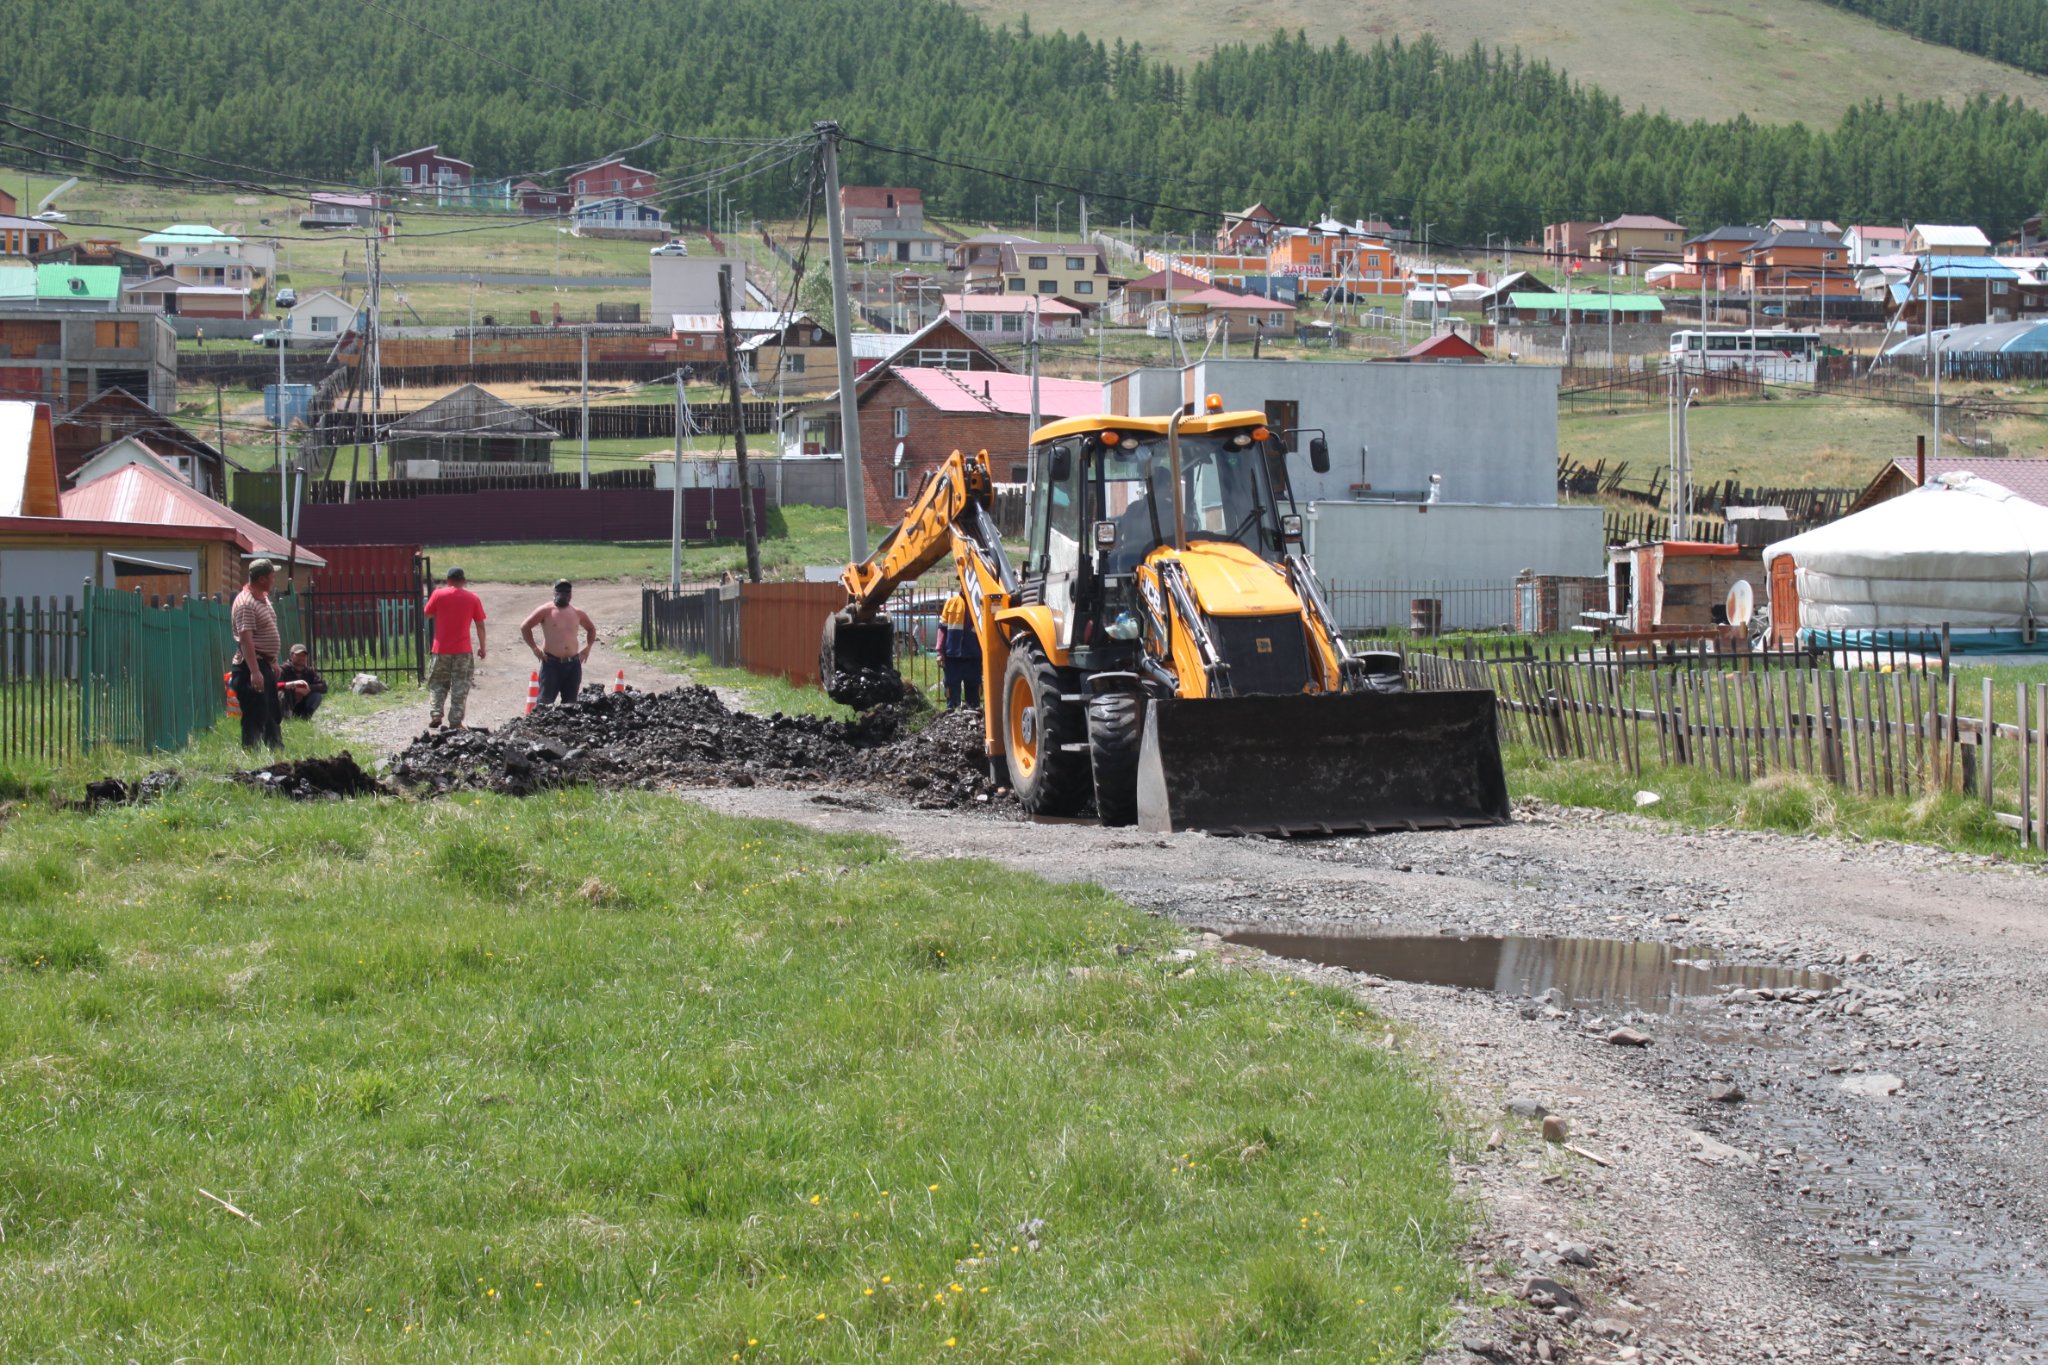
[679,784,2048,1364]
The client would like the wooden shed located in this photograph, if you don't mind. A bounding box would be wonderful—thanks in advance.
[1611,539,1761,635]
[385,384,558,477]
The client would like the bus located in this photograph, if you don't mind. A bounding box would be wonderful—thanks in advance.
[1668,329,1821,383]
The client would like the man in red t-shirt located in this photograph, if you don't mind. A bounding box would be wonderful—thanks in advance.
[422,566,488,729]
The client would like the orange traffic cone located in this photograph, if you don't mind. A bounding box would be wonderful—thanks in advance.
[612,668,626,695]
[524,669,541,714]
[223,671,241,719]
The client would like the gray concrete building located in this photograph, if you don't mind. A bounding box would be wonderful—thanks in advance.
[0,305,178,413]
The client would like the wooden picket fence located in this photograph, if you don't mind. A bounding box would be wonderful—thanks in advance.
[1410,650,2048,848]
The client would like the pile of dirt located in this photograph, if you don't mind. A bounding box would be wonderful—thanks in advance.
[74,770,181,811]
[389,685,1003,809]
[234,753,391,800]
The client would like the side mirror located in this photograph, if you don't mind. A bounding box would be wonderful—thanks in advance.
[1049,444,1073,482]
[1309,437,1330,474]
[1094,520,1118,551]
[1280,513,1304,543]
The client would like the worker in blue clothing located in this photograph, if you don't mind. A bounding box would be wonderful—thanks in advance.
[937,592,982,710]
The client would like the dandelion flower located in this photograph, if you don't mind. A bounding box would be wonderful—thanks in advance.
[534,1281,543,1288]
[748,1339,758,1347]
[881,1276,892,1284]
[949,1283,964,1293]
[815,1312,829,1321]
[928,1183,939,1192]
[809,1195,822,1205]
[863,1288,875,1297]
[978,1286,990,1294]
[945,1338,957,1348]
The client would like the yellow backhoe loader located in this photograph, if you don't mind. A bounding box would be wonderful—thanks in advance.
[822,402,1509,835]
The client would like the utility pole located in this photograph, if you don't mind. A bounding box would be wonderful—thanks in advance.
[277,305,289,532]
[670,367,686,593]
[578,327,590,489]
[817,121,869,563]
[366,233,384,480]
[1606,259,1615,365]
[719,265,762,582]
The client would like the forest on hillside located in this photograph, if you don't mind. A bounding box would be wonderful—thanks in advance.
[4,0,2048,242]
[1815,0,2048,78]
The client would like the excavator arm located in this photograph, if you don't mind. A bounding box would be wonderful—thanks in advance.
[822,447,1016,709]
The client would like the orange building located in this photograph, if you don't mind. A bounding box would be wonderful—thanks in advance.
[1682,226,1766,289]
[1266,222,1402,294]
[1738,229,1854,297]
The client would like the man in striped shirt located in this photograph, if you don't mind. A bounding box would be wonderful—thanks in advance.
[231,559,283,750]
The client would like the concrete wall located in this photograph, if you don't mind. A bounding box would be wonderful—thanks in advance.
[1190,358,1562,506]
[1304,502,1606,630]
[650,256,747,324]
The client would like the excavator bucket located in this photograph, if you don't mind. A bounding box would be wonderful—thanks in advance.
[820,611,905,709]
[1134,690,1510,836]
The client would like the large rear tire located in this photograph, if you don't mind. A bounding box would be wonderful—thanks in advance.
[1002,639,1089,817]
[1087,692,1143,826]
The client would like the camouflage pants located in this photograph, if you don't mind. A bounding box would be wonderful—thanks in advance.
[428,652,475,727]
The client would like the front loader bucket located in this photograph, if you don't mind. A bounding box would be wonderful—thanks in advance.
[1134,690,1510,836]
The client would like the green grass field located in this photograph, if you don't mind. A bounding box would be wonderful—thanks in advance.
[0,703,1468,1362]
[961,0,2048,124]
[1559,393,1964,494]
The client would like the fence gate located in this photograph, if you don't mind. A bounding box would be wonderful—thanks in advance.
[296,552,431,682]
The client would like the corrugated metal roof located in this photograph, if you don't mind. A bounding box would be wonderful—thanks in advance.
[1911,224,1991,247]
[386,384,557,439]
[1506,292,1664,313]
[1874,457,2048,508]
[34,263,120,300]
[1596,214,1684,231]
[0,265,33,299]
[893,367,1100,418]
[139,224,237,244]
[941,293,1080,315]
[61,460,324,565]
[850,333,913,360]
[1919,255,2019,279]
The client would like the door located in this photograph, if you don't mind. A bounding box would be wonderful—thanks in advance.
[896,241,910,263]
[1037,441,1085,648]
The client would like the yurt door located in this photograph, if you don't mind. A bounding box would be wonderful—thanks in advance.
[1769,557,1800,646]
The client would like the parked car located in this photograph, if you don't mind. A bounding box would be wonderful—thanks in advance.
[32,210,66,223]
[274,287,298,309]
[650,238,691,257]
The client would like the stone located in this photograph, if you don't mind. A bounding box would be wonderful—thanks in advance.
[1633,790,1662,808]
[349,672,387,695]
[1557,1242,1594,1267]
[1606,1027,1653,1047]
[1541,1115,1570,1143]
[1485,1127,1505,1151]
[1708,1082,1746,1104]
[1586,1317,1634,1341]
[1520,1275,1580,1308]
[1838,1072,1905,1098]
[1687,1130,1757,1166]
[1504,1097,1549,1120]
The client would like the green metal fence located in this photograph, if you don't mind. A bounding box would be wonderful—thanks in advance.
[80,586,237,754]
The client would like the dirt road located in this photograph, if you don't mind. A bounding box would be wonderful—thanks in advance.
[679,785,2048,1364]
[325,581,690,755]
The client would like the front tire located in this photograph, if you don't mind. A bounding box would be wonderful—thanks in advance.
[1002,639,1089,817]
[1087,692,1143,826]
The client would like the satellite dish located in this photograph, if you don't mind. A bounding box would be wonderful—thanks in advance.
[1726,579,1754,626]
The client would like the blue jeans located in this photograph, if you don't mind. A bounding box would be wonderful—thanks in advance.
[538,655,583,705]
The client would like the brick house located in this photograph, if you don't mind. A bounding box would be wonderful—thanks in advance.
[569,158,659,201]
[514,180,569,216]
[1543,221,1598,262]
[840,187,924,235]
[851,367,1101,520]
[1586,214,1687,268]
[1682,226,1766,289]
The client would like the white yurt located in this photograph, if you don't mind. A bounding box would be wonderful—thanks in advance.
[1764,472,2048,651]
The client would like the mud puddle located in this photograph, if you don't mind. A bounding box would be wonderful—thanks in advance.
[1217,929,1838,1016]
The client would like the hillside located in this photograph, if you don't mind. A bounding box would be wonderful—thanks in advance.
[959,0,2048,124]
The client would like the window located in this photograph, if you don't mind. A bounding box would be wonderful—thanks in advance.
[1665,231,1676,241]
[683,336,697,348]
[611,178,622,193]
[911,348,974,368]
[966,313,994,332]
[1010,464,1028,482]
[1308,234,1322,245]
[894,407,909,438]
[94,321,139,348]
[1038,280,1057,294]
[1007,278,1026,292]
[1265,399,1300,453]
[1308,252,1321,266]
[576,178,587,193]
[999,314,1023,333]
[893,467,908,500]
[400,166,414,184]
[1365,268,1383,281]
[1824,250,1838,261]
[787,353,806,373]
[1995,281,2011,296]
[1073,280,1094,296]
[1027,255,1048,269]
[311,315,337,334]
[1365,254,1381,269]
[1065,256,1085,271]
[1269,312,1285,327]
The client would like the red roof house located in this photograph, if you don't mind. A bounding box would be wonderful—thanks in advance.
[1382,331,1489,363]
[569,158,659,201]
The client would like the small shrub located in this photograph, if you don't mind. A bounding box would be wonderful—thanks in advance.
[431,833,526,900]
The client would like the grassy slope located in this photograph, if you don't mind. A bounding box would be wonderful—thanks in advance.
[0,737,1466,1362]
[962,0,2048,123]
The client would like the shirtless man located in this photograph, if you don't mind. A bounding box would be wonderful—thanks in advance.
[520,579,597,705]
